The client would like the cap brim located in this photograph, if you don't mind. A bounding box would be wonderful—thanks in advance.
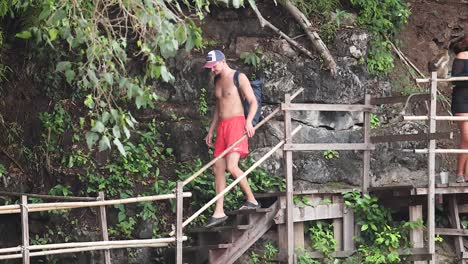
[203,61,217,68]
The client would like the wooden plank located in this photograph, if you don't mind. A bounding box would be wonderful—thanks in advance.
[459,204,468,214]
[370,94,430,105]
[409,205,425,264]
[436,228,468,236]
[281,103,375,112]
[21,195,29,264]
[370,132,452,144]
[427,72,437,260]
[343,204,355,251]
[363,94,371,193]
[448,195,467,263]
[274,204,343,224]
[294,222,304,249]
[98,192,111,264]
[283,143,375,151]
[333,196,342,251]
[175,182,183,264]
[283,93,294,264]
[413,187,468,195]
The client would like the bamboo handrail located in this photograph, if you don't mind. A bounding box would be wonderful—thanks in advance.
[181,88,304,187]
[404,116,468,121]
[170,125,303,236]
[407,149,468,154]
[0,193,192,214]
[0,191,97,201]
[0,241,183,260]
[0,237,186,255]
[416,76,468,83]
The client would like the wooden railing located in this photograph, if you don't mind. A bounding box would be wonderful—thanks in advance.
[402,73,468,261]
[0,191,190,264]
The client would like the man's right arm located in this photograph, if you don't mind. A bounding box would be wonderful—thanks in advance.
[205,101,219,147]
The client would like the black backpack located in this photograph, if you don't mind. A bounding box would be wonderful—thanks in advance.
[233,71,263,126]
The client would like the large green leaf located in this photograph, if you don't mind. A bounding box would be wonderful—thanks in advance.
[85,132,99,149]
[99,135,111,151]
[113,138,126,156]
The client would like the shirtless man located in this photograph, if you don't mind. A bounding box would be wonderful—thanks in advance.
[203,50,260,227]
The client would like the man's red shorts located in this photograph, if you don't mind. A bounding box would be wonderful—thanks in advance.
[214,116,249,158]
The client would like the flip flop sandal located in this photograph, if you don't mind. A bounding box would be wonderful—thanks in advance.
[205,216,228,228]
[239,201,261,210]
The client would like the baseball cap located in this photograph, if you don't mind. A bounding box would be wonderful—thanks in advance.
[203,50,225,68]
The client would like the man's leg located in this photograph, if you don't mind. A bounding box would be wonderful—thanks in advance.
[226,152,258,204]
[213,158,227,217]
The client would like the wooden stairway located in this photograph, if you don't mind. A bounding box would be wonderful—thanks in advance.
[181,198,280,264]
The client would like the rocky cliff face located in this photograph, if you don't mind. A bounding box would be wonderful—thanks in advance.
[162,6,439,190]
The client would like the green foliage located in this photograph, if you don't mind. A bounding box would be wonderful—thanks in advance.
[370,114,380,129]
[240,51,262,69]
[296,248,321,264]
[263,242,279,261]
[323,150,339,160]
[350,0,411,74]
[309,221,337,261]
[343,191,424,264]
[0,163,5,178]
[49,184,72,196]
[199,88,208,116]
[11,0,209,154]
[392,72,419,96]
[291,0,340,18]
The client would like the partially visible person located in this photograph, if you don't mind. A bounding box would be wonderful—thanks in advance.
[450,36,468,182]
[203,50,260,227]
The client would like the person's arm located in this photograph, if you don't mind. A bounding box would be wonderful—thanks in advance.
[238,73,257,137]
[205,101,219,147]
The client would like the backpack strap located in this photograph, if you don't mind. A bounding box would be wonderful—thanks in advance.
[233,70,243,99]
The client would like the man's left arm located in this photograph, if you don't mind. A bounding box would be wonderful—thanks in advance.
[239,73,257,138]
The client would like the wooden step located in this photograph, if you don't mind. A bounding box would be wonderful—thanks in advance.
[188,224,251,233]
[184,243,232,251]
[226,207,272,216]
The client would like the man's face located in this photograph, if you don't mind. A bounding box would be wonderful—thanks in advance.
[210,61,224,75]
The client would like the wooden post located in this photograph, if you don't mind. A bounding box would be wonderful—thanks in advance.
[409,204,425,264]
[176,181,184,264]
[362,94,371,193]
[427,71,437,262]
[98,192,111,264]
[21,195,29,264]
[332,195,343,251]
[284,93,294,263]
[448,195,466,263]
[342,201,355,251]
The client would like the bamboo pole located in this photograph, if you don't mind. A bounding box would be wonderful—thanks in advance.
[404,116,468,121]
[0,243,174,260]
[362,94,371,193]
[181,88,304,187]
[21,195,29,264]
[170,125,303,236]
[0,237,187,255]
[283,93,294,264]
[176,181,184,264]
[408,149,468,154]
[428,71,437,261]
[416,76,468,83]
[0,193,192,214]
[0,191,97,201]
[98,192,111,264]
